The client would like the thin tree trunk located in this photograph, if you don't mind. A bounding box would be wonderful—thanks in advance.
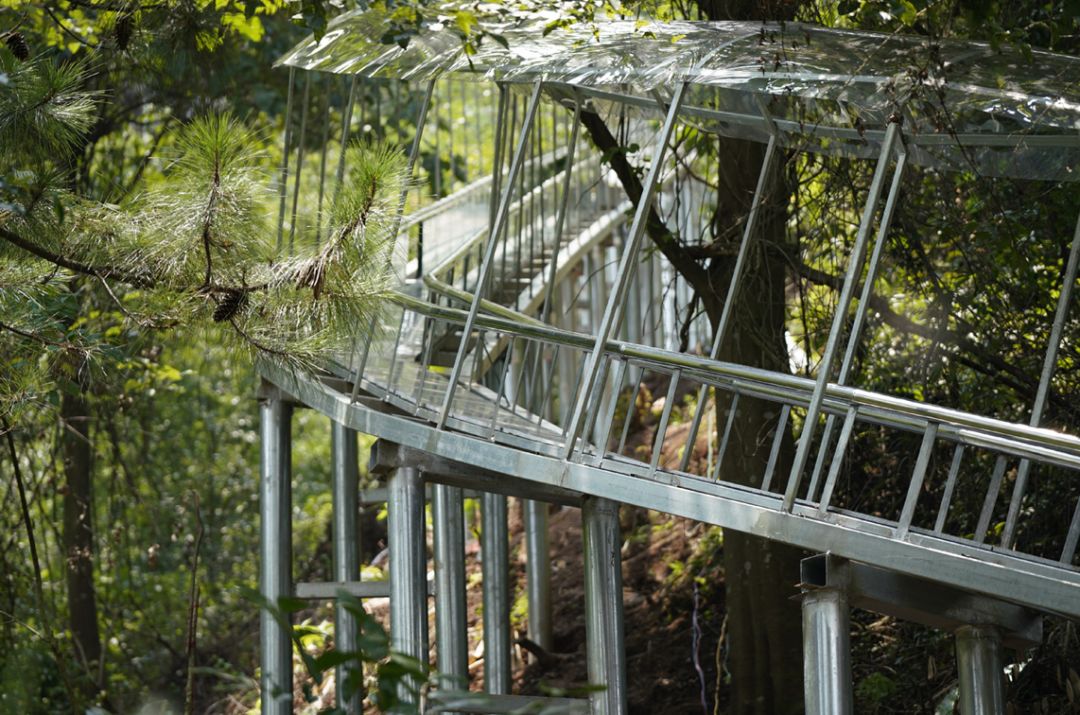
[708,136,804,715]
[61,377,101,678]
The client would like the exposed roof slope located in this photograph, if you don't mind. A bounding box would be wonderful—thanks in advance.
[279,10,1080,179]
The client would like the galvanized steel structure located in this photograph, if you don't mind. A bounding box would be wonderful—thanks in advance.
[259,10,1080,714]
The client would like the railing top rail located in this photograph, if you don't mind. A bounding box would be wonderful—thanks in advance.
[389,290,1080,462]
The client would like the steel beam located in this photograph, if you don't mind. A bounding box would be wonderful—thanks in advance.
[432,484,469,690]
[955,625,1005,715]
[583,496,627,715]
[388,467,428,700]
[259,394,293,715]
[802,587,853,715]
[261,362,1080,620]
[370,440,581,507]
[331,421,361,713]
[482,491,512,694]
[800,554,1042,649]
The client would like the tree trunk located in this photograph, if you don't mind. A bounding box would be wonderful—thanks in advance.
[577,40,805,708]
[708,136,805,715]
[61,378,101,678]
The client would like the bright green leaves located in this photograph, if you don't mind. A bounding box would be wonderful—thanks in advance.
[248,589,430,712]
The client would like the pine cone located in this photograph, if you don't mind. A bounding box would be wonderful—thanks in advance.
[4,32,30,61]
[213,289,248,323]
[114,13,134,51]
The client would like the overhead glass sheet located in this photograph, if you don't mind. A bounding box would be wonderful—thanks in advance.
[278,8,1080,180]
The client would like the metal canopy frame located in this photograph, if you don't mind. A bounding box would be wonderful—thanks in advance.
[257,21,1080,712]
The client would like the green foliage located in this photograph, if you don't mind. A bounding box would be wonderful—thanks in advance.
[856,672,899,710]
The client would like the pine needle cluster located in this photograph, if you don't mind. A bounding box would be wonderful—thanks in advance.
[0,46,402,415]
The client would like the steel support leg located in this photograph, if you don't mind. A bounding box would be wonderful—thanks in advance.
[388,467,428,699]
[524,499,552,652]
[802,588,853,715]
[433,484,469,690]
[331,421,361,712]
[260,397,293,715]
[955,625,1005,715]
[482,491,511,693]
[583,497,627,715]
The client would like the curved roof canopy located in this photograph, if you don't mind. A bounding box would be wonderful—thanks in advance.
[278,9,1080,180]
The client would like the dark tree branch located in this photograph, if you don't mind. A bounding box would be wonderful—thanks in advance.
[794,259,1054,408]
[0,227,153,288]
[577,109,720,318]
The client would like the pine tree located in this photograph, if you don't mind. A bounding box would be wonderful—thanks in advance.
[0,45,399,420]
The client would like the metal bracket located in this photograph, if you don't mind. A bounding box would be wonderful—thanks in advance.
[800,553,1043,650]
[368,440,582,507]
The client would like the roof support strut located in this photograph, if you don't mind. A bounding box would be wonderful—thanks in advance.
[562,82,688,460]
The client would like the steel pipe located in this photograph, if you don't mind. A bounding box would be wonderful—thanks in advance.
[388,466,428,700]
[583,496,627,715]
[1001,209,1080,548]
[523,499,552,652]
[802,588,853,715]
[439,80,544,430]
[784,121,903,510]
[481,491,512,693]
[955,625,1005,715]
[433,484,469,689]
[331,421,361,713]
[260,396,293,715]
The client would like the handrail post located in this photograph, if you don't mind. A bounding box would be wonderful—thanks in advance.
[783,120,903,511]
[1001,208,1080,547]
[439,80,544,430]
[562,82,688,460]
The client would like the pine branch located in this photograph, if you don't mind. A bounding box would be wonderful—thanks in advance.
[0,226,153,288]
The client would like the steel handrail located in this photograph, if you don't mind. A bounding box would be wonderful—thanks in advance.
[423,148,573,280]
[388,290,1080,465]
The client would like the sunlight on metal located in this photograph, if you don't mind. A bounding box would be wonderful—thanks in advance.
[259,19,1080,714]
[563,82,688,460]
[784,121,902,512]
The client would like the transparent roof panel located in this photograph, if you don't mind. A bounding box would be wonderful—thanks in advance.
[278,9,1080,180]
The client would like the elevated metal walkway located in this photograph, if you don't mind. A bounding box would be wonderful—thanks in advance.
[257,14,1080,715]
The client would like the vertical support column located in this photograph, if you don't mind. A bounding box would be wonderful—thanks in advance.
[523,499,552,652]
[583,497,627,715]
[432,484,469,689]
[388,467,428,698]
[955,625,1005,715]
[481,491,511,693]
[260,394,293,715]
[801,587,853,715]
[331,421,361,713]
